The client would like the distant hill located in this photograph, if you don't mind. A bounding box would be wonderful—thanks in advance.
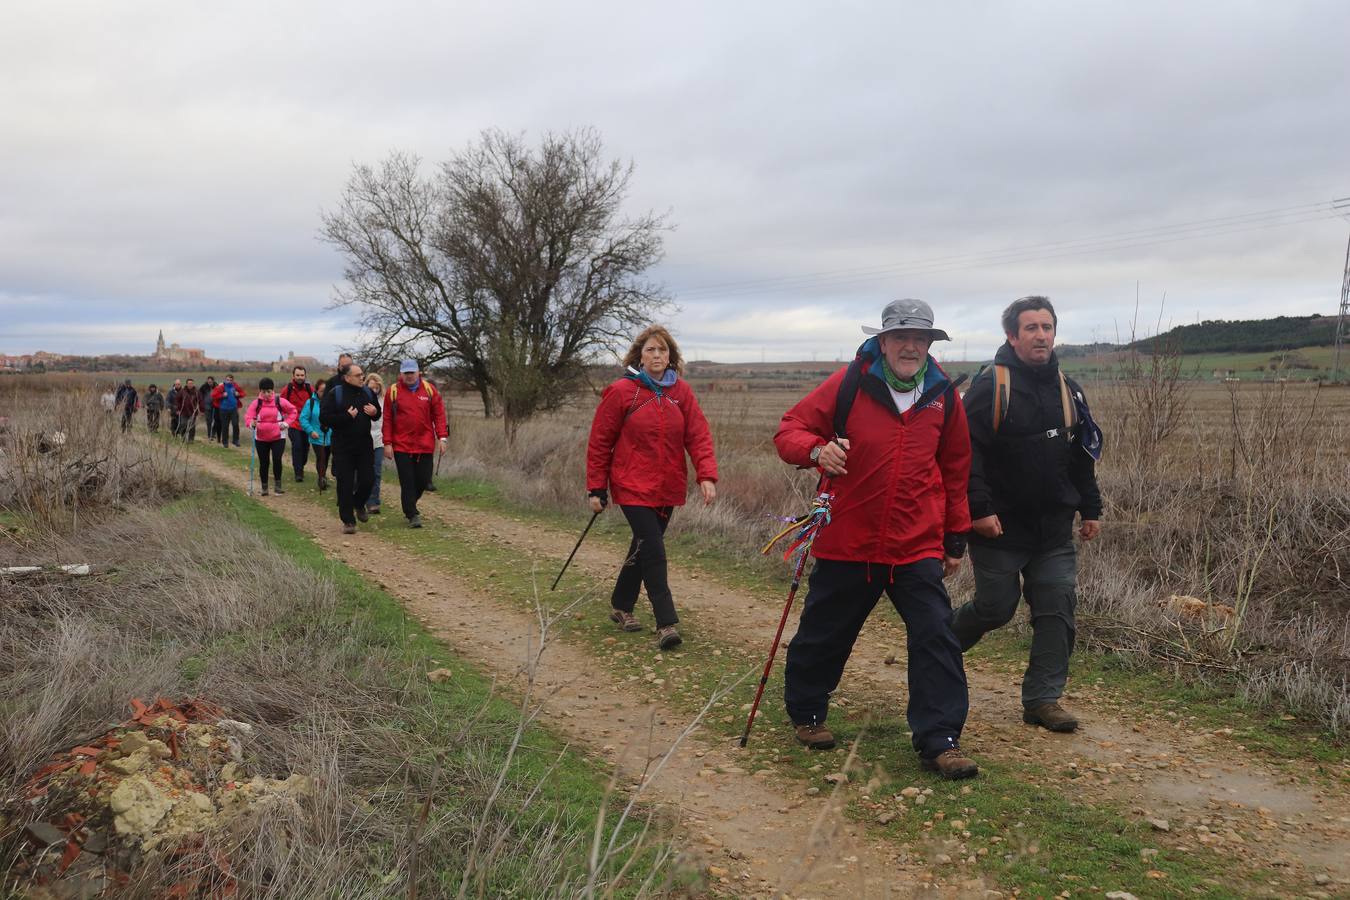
[1059,313,1338,357]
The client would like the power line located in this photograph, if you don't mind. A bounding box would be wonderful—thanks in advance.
[673,196,1350,300]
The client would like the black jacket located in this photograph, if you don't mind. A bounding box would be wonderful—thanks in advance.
[964,343,1102,546]
[319,381,381,452]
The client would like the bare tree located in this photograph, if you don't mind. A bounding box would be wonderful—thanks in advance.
[322,129,670,439]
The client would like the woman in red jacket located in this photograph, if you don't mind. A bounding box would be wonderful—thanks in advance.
[586,325,718,650]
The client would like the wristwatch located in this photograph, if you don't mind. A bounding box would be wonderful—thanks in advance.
[810,444,824,463]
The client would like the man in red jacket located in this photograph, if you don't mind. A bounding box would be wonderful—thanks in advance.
[774,299,977,779]
[280,365,314,482]
[381,359,448,528]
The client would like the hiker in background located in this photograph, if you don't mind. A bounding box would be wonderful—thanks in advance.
[299,380,332,491]
[115,379,138,432]
[144,384,165,432]
[321,363,380,534]
[166,379,183,434]
[281,365,314,482]
[212,374,246,448]
[774,299,977,779]
[952,295,1103,734]
[244,377,299,497]
[100,386,116,418]
[199,376,218,440]
[381,359,448,529]
[326,353,354,392]
[586,326,718,651]
[175,377,202,442]
[365,372,386,515]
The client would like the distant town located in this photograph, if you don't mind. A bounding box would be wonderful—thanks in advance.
[0,331,324,374]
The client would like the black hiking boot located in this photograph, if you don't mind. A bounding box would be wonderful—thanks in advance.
[1023,702,1079,733]
[273,484,284,495]
[408,514,423,529]
[260,486,269,497]
[356,506,369,523]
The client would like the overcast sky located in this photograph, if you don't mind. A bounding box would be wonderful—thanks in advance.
[3,1,1348,363]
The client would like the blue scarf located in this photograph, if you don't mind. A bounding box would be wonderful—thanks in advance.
[625,366,678,397]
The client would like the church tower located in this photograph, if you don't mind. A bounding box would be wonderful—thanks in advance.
[155,330,166,357]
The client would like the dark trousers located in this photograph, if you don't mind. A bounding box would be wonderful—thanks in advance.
[290,427,311,477]
[254,438,285,488]
[204,406,217,439]
[176,414,197,442]
[784,557,968,758]
[314,445,330,482]
[170,410,180,433]
[952,540,1077,708]
[333,443,375,525]
[611,505,677,627]
[146,410,160,432]
[217,409,239,447]
[120,407,134,432]
[393,451,434,519]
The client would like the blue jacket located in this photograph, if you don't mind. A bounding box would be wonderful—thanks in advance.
[299,396,331,447]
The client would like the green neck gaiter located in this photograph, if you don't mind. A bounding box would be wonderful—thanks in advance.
[881,356,927,393]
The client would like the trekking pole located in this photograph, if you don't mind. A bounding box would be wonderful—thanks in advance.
[551,510,600,591]
[739,484,834,748]
[246,428,257,496]
[739,547,809,748]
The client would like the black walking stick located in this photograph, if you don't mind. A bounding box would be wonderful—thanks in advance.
[551,510,600,591]
[739,486,834,748]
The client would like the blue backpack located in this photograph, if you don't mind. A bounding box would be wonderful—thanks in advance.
[220,383,239,411]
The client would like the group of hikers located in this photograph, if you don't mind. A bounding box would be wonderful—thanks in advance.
[105,355,449,534]
[585,296,1101,780]
[105,293,1098,780]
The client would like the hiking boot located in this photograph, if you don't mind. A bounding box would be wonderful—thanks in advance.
[273,484,284,495]
[318,476,329,491]
[356,506,369,523]
[1023,702,1079,733]
[367,504,380,515]
[408,514,423,529]
[921,748,979,780]
[609,609,642,632]
[342,523,357,535]
[260,486,269,496]
[425,482,437,492]
[295,472,304,482]
[793,723,836,751]
[657,625,682,650]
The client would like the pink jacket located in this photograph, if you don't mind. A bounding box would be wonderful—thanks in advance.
[244,395,299,443]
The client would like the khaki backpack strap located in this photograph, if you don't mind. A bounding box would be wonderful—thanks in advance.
[992,364,1011,432]
[1058,372,1077,429]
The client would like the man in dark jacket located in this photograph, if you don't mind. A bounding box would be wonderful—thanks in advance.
[114,380,138,432]
[144,384,165,432]
[320,362,380,534]
[774,299,977,779]
[199,377,218,440]
[952,295,1103,733]
[176,378,202,442]
[166,379,182,434]
[280,365,314,481]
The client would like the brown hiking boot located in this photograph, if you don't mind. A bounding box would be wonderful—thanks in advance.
[657,625,683,650]
[793,722,836,750]
[609,609,642,632]
[1023,702,1079,733]
[921,748,979,780]
[342,523,357,535]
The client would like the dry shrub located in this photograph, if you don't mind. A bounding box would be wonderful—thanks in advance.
[0,386,195,532]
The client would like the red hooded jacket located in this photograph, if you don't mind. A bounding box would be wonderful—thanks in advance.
[774,349,972,567]
[381,379,448,453]
[587,374,718,508]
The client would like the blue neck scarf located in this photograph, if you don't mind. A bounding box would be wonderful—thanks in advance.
[625,366,677,397]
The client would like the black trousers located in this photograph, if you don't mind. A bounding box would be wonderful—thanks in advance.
[332,442,374,525]
[394,451,434,519]
[314,445,330,481]
[176,413,197,442]
[290,427,311,477]
[217,409,239,447]
[784,557,968,758]
[203,406,216,439]
[170,410,180,433]
[254,438,285,488]
[611,505,677,628]
[120,407,134,432]
[146,410,160,432]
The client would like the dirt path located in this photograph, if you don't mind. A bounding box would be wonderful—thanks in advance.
[400,484,1350,886]
[187,450,978,899]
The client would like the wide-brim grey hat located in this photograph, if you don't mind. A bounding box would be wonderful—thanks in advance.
[861,298,951,342]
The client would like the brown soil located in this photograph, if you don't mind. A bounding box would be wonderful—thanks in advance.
[191,446,1349,895]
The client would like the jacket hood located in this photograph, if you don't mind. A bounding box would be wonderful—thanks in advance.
[856,336,950,393]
